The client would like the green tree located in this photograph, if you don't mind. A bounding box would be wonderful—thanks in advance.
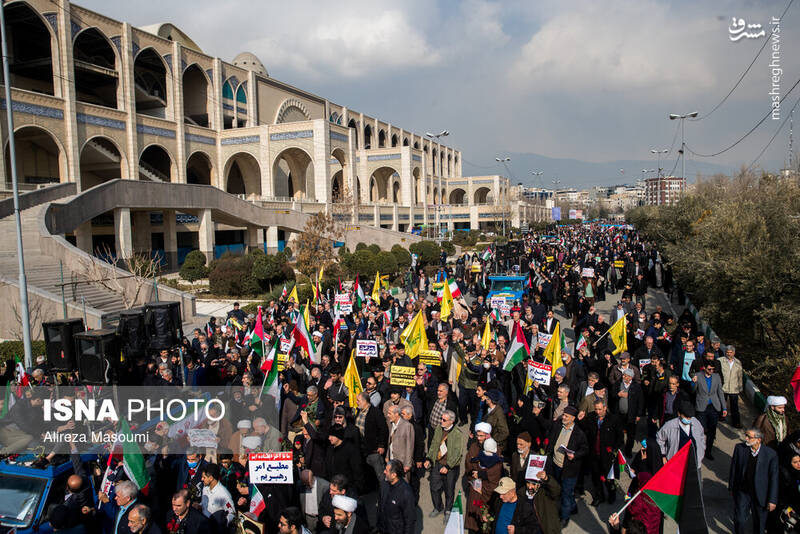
[179,250,208,282]
[391,245,412,269]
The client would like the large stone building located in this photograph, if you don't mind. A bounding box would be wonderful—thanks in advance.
[0,0,549,265]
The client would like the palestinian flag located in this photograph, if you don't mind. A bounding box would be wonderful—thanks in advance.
[291,306,317,363]
[640,442,707,532]
[354,274,366,308]
[447,278,462,299]
[206,321,214,337]
[617,450,635,478]
[1,382,17,418]
[503,323,530,371]
[117,418,150,494]
[444,491,464,534]
[481,245,493,261]
[249,485,265,515]
[248,306,265,359]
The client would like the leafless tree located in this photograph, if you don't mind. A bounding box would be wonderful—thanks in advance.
[77,244,161,309]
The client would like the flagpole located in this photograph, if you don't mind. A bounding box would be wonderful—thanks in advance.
[591,316,625,347]
[612,489,642,517]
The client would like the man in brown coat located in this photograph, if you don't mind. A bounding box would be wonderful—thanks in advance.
[386,404,414,480]
[753,395,788,449]
[484,389,509,453]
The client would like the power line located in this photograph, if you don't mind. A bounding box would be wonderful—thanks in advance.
[685,75,800,157]
[747,93,800,170]
[690,0,794,122]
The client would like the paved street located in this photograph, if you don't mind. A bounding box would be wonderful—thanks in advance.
[404,284,746,533]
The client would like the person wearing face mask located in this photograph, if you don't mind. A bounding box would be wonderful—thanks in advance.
[655,401,705,466]
[729,428,778,534]
[174,448,208,496]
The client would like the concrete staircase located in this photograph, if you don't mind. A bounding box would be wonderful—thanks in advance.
[0,203,127,319]
[138,160,168,182]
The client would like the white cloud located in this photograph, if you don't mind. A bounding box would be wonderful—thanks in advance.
[510,0,722,96]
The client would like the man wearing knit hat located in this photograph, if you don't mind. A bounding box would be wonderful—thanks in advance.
[332,494,369,534]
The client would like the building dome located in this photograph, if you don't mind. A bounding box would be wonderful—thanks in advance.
[232,52,268,77]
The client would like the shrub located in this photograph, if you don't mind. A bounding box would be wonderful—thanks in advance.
[281,246,293,259]
[248,247,265,257]
[367,244,380,255]
[441,241,456,256]
[391,245,412,269]
[0,340,47,362]
[208,255,259,297]
[355,242,368,251]
[338,245,350,257]
[251,254,287,292]
[348,249,378,278]
[409,240,440,266]
[179,250,208,282]
[375,251,399,276]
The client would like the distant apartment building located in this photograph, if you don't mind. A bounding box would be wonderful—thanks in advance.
[644,176,686,205]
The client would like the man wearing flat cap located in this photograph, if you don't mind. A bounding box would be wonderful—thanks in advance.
[484,389,510,453]
[330,494,370,534]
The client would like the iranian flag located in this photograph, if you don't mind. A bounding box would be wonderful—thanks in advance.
[1,382,16,418]
[260,338,281,400]
[447,278,462,299]
[248,306,265,359]
[444,491,464,534]
[281,285,287,298]
[383,308,394,324]
[249,485,265,516]
[575,334,588,353]
[15,362,29,387]
[291,307,317,363]
[354,274,366,308]
[117,418,150,494]
[503,323,530,371]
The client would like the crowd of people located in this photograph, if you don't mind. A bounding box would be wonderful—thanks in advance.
[0,223,798,534]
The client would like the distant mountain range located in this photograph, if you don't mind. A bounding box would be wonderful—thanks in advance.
[463,151,740,189]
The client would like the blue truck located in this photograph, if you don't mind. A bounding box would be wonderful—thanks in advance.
[0,455,97,534]
[487,275,527,305]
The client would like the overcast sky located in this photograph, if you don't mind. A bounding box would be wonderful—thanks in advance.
[80,0,800,185]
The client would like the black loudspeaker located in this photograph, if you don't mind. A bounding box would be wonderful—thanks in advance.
[117,307,147,360]
[144,302,182,350]
[496,245,507,261]
[43,319,84,371]
[74,329,120,385]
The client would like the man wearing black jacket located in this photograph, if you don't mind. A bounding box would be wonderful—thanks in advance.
[326,425,364,494]
[377,460,415,534]
[401,405,426,503]
[546,407,589,528]
[165,489,211,534]
[613,368,644,457]
[355,392,388,482]
[582,399,624,506]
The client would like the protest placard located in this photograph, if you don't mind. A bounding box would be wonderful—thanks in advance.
[280,338,292,353]
[581,267,595,278]
[527,360,552,386]
[335,293,352,313]
[417,349,442,366]
[525,454,548,480]
[249,452,293,484]
[356,340,379,358]
[537,332,553,349]
[187,429,218,448]
[276,353,288,371]
[390,365,416,386]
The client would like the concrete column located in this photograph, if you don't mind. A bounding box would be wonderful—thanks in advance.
[198,208,215,262]
[407,205,415,232]
[400,147,413,206]
[374,204,380,227]
[121,24,138,182]
[348,125,358,221]
[114,208,133,259]
[75,222,93,253]
[247,71,257,127]
[163,209,178,269]
[132,211,151,253]
[213,59,226,190]
[246,225,264,252]
[312,119,330,203]
[470,205,479,231]
[171,42,187,183]
[211,58,224,134]
[266,226,279,254]
[392,204,399,231]
[260,125,272,198]
[56,0,81,188]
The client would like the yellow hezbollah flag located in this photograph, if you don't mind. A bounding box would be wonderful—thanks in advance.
[401,310,428,358]
[372,271,381,305]
[303,299,310,330]
[344,350,363,409]
[440,277,454,321]
[287,284,299,304]
[608,315,628,355]
[481,320,493,350]
[543,322,564,376]
[311,283,319,305]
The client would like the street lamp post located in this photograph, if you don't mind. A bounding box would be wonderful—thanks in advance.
[495,157,511,236]
[530,171,543,222]
[650,149,668,178]
[426,130,449,241]
[669,112,698,183]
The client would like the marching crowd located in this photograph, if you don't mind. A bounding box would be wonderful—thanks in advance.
[1,224,799,534]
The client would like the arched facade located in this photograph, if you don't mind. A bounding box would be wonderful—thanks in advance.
[347,119,359,148]
[272,147,314,199]
[225,152,262,197]
[368,166,399,203]
[186,151,213,185]
[139,144,174,182]
[474,186,493,204]
[5,126,67,186]
[79,136,125,190]
[449,188,466,205]
[275,98,310,124]
[364,124,373,149]
[183,64,211,127]
[5,2,55,95]
[73,28,118,109]
[133,48,169,118]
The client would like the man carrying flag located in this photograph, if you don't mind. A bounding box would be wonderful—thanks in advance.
[287,283,299,304]
[248,306,266,359]
[343,351,363,409]
[440,278,454,321]
[291,304,317,364]
[354,274,366,308]
[542,323,565,376]
[503,322,530,371]
[400,310,428,358]
[606,315,628,355]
